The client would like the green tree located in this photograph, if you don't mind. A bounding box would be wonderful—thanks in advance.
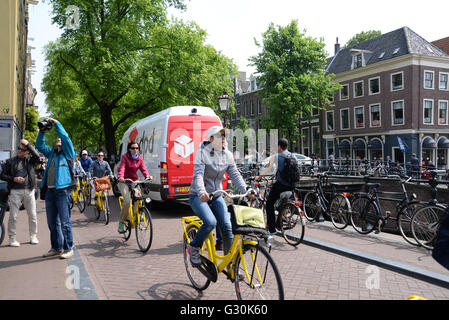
[345,30,382,47]
[42,0,237,159]
[250,20,340,146]
[24,107,40,144]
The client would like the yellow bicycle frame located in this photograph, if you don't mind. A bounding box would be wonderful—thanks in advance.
[95,190,106,211]
[118,195,145,229]
[71,178,82,202]
[182,216,261,282]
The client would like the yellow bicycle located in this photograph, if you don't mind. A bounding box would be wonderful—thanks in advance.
[81,175,92,205]
[69,174,86,213]
[92,177,111,225]
[182,190,284,300]
[118,178,153,253]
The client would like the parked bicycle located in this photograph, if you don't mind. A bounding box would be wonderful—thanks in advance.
[118,178,153,253]
[182,189,284,300]
[251,175,306,247]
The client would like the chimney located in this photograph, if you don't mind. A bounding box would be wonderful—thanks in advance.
[334,37,340,55]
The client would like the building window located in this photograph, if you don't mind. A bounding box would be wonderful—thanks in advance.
[440,73,449,91]
[439,100,448,125]
[301,127,310,156]
[311,107,320,117]
[369,77,380,95]
[257,100,261,114]
[250,101,254,115]
[391,72,403,91]
[352,53,363,69]
[353,81,364,98]
[312,127,320,155]
[326,111,334,131]
[340,84,349,100]
[244,101,248,115]
[370,104,381,127]
[392,100,404,125]
[424,71,434,89]
[340,108,350,130]
[354,106,365,128]
[423,99,434,124]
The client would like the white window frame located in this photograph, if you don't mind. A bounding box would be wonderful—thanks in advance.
[311,107,320,117]
[369,103,381,128]
[340,84,349,101]
[423,99,434,125]
[439,72,449,91]
[369,76,380,95]
[391,71,404,92]
[354,106,365,129]
[353,80,364,98]
[326,110,334,131]
[438,100,448,125]
[424,70,435,90]
[340,108,350,130]
[391,100,405,126]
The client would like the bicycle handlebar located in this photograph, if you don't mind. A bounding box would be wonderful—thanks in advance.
[211,189,255,200]
[122,177,153,185]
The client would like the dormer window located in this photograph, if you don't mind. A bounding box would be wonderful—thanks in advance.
[352,53,363,69]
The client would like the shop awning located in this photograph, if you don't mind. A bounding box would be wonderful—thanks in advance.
[338,140,350,150]
[422,137,437,149]
[352,139,366,150]
[367,139,383,150]
[438,137,449,149]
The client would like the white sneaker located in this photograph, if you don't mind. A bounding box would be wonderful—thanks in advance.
[60,249,74,259]
[30,235,39,245]
[9,239,20,247]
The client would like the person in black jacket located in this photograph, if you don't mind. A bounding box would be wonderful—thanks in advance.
[0,139,41,247]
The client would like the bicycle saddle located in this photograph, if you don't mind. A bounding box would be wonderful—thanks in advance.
[279,191,292,200]
[365,183,380,189]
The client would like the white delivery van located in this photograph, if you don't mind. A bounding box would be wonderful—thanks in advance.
[117,106,227,201]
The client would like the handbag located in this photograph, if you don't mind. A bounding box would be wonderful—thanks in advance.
[93,176,112,192]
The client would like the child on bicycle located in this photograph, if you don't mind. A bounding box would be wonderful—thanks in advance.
[116,141,152,234]
[188,126,254,267]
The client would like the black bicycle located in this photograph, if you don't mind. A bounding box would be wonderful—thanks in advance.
[250,175,306,247]
[0,187,8,245]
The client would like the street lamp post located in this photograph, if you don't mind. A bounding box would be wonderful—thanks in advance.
[218,91,232,127]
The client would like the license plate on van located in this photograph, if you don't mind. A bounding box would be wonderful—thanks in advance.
[175,186,190,193]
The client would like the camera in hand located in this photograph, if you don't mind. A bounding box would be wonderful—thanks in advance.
[38,119,53,131]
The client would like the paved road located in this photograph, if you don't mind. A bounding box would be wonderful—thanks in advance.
[1,196,449,300]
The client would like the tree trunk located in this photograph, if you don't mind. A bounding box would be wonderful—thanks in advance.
[99,106,117,165]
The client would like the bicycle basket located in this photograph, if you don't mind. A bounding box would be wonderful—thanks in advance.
[229,205,267,235]
[94,177,112,192]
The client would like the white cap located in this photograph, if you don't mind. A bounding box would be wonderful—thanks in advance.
[82,150,88,155]
[206,126,225,139]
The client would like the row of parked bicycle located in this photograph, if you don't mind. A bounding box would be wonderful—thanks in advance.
[236,164,448,251]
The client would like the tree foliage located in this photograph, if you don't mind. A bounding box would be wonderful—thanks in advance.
[250,20,340,146]
[344,30,382,48]
[24,107,40,143]
[42,0,237,159]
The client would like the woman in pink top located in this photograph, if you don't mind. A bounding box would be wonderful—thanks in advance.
[116,141,152,233]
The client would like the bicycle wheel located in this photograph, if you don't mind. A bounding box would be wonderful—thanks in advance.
[76,190,86,213]
[328,194,351,230]
[123,220,132,241]
[103,192,110,225]
[234,244,284,300]
[350,196,378,234]
[183,224,211,291]
[303,191,320,222]
[397,203,424,246]
[135,206,153,253]
[411,205,447,250]
[279,202,305,246]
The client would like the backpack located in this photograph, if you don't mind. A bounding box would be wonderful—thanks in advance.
[279,153,300,185]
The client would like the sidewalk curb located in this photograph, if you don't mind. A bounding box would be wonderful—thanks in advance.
[66,247,99,300]
[302,236,449,289]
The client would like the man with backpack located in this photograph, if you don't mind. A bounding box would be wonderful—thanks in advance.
[256,138,300,234]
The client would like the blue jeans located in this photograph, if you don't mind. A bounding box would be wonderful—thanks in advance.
[45,188,73,252]
[189,194,233,254]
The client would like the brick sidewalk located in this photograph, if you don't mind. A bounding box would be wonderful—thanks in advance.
[0,199,77,300]
[1,197,449,300]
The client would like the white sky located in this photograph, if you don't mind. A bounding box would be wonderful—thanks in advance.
[29,0,449,116]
